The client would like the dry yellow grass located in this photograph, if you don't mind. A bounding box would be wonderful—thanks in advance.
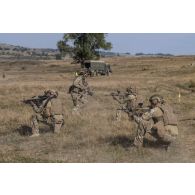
[0,56,195,162]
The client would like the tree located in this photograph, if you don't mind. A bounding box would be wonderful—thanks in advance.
[57,33,112,64]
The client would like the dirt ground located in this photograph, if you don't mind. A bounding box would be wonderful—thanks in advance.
[0,56,195,162]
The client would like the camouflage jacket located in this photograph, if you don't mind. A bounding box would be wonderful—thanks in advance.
[113,93,138,110]
[73,75,88,90]
[134,106,163,125]
[31,97,63,117]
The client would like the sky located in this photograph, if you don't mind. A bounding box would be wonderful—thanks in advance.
[0,33,195,55]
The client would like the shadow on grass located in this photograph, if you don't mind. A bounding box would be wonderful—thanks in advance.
[16,125,53,136]
[100,135,169,150]
[143,139,169,150]
[16,125,32,136]
[99,135,134,148]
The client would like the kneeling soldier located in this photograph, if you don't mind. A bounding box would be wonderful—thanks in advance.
[133,95,178,149]
[30,90,64,137]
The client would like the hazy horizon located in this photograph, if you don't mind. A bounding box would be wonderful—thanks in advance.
[0,33,195,55]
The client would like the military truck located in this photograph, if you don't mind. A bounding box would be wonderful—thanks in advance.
[82,60,112,76]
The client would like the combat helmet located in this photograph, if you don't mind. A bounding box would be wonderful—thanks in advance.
[149,94,163,103]
[79,69,89,76]
[44,89,58,98]
[126,85,137,95]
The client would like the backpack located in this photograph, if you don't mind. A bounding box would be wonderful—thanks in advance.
[159,104,178,126]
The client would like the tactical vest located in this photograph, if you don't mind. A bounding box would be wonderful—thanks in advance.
[158,104,178,126]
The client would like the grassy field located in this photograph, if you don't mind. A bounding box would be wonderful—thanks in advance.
[0,56,195,162]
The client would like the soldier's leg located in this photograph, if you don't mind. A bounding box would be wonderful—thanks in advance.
[133,119,153,147]
[52,114,64,134]
[115,109,121,121]
[71,93,78,107]
[164,125,178,141]
[31,114,41,136]
[71,93,80,111]
[134,123,145,147]
[80,93,88,105]
[150,122,166,141]
[150,123,177,150]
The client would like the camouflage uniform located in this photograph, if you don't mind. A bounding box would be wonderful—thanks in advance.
[113,86,139,121]
[133,95,178,147]
[31,90,64,136]
[69,71,90,111]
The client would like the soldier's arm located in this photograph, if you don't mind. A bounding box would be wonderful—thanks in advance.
[132,110,152,125]
[73,77,84,89]
[141,109,155,121]
[45,101,52,117]
[30,102,43,113]
[113,95,125,104]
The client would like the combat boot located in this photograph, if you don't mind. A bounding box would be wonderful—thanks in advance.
[72,106,80,115]
[30,133,40,137]
[31,115,40,137]
[31,126,40,137]
[133,136,144,148]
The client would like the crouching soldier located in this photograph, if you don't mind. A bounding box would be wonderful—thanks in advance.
[133,95,178,149]
[112,85,142,121]
[69,70,92,112]
[30,90,64,137]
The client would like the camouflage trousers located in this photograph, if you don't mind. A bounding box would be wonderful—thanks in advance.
[115,109,122,121]
[31,114,64,135]
[71,92,88,111]
[134,120,178,147]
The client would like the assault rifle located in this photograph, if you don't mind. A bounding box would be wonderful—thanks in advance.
[117,107,150,116]
[21,95,49,107]
[105,90,129,97]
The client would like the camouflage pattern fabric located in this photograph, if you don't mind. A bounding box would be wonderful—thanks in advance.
[113,93,137,121]
[133,106,178,147]
[30,95,64,136]
[70,75,90,110]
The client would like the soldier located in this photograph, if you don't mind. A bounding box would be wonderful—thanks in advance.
[69,70,92,112]
[30,90,64,137]
[133,94,178,149]
[112,85,141,121]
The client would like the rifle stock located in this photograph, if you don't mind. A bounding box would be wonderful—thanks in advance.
[21,95,48,106]
[117,107,150,116]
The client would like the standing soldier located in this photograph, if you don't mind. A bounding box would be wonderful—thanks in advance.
[69,70,93,112]
[112,85,141,121]
[30,90,64,137]
[133,94,178,149]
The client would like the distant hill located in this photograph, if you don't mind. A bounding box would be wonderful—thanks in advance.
[0,43,60,60]
[135,52,174,57]
[99,51,131,57]
[0,43,133,60]
[1,43,174,60]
